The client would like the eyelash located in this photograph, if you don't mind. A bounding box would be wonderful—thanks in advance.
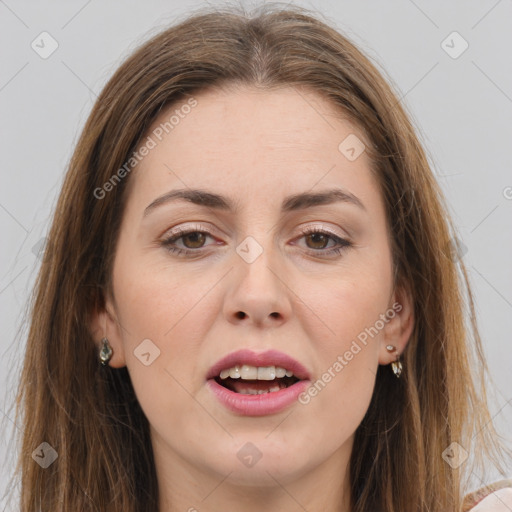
[159,225,352,258]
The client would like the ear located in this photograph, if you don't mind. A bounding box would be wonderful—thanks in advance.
[89,290,127,368]
[378,282,414,365]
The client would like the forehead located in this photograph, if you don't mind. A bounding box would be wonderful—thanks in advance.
[147,85,365,152]
[126,85,380,214]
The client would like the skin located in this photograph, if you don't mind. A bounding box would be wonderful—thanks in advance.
[90,85,415,512]
[471,490,512,511]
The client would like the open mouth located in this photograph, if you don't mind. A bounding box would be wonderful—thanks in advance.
[213,365,301,395]
[207,353,311,415]
[215,375,300,394]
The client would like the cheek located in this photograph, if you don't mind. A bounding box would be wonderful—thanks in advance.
[113,253,219,346]
[293,285,382,463]
[301,276,383,396]
[110,271,218,446]
[111,256,221,405]
[303,258,393,357]
[293,257,392,430]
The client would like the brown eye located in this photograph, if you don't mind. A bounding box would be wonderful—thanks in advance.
[304,232,330,250]
[295,228,352,257]
[181,232,207,249]
[160,228,216,256]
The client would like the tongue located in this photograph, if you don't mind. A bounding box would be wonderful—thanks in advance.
[227,378,284,394]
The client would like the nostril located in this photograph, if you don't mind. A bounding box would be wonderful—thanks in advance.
[235,311,246,319]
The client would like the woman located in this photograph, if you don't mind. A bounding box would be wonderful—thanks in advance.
[10,3,511,511]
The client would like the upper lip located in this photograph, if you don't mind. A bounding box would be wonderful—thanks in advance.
[206,349,311,381]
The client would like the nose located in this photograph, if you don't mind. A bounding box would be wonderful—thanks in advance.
[223,238,292,329]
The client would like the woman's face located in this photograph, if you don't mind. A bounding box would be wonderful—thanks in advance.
[95,85,413,499]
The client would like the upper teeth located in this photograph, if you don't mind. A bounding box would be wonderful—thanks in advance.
[219,365,294,380]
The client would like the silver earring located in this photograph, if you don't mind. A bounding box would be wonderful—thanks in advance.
[386,345,402,379]
[99,337,113,366]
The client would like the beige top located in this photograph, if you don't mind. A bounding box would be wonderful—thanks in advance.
[463,479,512,511]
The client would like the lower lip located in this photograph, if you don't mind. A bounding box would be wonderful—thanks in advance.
[206,378,311,416]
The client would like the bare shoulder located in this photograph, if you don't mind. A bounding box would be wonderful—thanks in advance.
[463,479,512,511]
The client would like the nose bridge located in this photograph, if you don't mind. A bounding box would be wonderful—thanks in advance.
[224,231,291,326]
[235,232,281,295]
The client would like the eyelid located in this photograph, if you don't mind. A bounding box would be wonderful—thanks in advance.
[159,221,353,259]
[293,225,352,250]
[162,221,348,240]
[297,222,346,236]
[164,221,351,238]
[161,222,216,238]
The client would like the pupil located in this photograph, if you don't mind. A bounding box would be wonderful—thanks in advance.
[308,233,327,249]
[184,232,205,248]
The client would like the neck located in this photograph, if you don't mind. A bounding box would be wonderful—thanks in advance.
[154,433,353,512]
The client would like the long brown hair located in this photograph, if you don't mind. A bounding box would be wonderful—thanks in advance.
[7,3,508,510]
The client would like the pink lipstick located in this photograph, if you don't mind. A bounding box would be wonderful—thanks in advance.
[206,349,311,416]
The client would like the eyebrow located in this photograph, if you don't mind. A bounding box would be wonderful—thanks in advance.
[143,187,366,217]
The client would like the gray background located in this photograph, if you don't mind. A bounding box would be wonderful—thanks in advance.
[1,0,511,507]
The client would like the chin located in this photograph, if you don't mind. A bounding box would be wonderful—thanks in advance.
[218,459,309,488]
[199,437,317,487]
